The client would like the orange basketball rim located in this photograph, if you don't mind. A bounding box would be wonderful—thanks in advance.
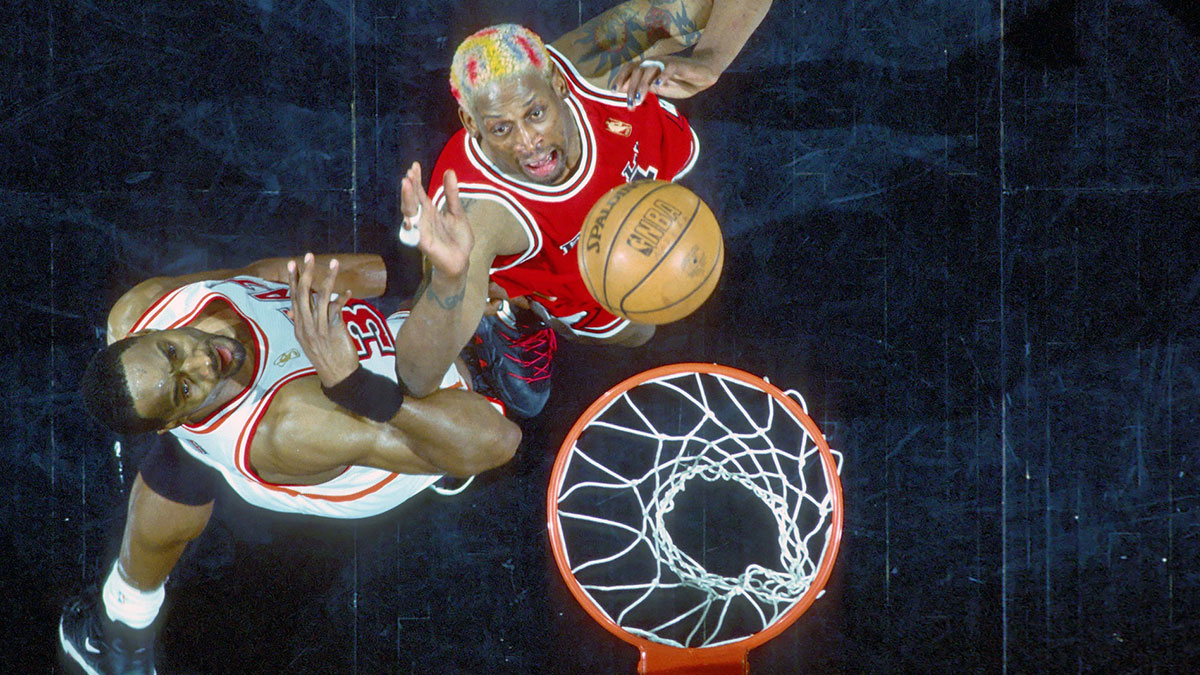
[547,363,844,674]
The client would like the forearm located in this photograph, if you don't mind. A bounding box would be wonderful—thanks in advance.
[110,253,384,341]
[690,0,772,72]
[388,388,521,478]
[393,265,487,396]
[262,380,518,480]
[249,254,387,298]
[560,0,711,78]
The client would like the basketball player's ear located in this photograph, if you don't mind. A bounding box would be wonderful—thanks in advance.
[157,412,189,433]
[552,70,568,99]
[458,105,481,141]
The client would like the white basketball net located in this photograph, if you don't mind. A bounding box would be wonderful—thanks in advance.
[553,369,842,649]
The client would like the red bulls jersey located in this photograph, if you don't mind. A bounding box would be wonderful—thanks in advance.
[129,277,469,518]
[429,46,699,338]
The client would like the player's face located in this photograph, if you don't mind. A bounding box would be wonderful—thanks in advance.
[464,71,578,185]
[120,327,249,428]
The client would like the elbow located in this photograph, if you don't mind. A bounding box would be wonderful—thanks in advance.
[494,419,522,466]
[445,418,521,478]
[477,418,522,473]
[407,379,441,399]
[395,362,442,399]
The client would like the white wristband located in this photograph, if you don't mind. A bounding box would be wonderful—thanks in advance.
[639,59,665,71]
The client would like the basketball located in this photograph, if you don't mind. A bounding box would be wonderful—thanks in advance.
[577,181,724,325]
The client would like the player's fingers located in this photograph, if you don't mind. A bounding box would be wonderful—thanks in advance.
[638,61,666,102]
[405,163,425,211]
[317,259,340,332]
[410,161,422,189]
[295,253,316,332]
[613,61,636,93]
[303,254,319,317]
[657,62,715,98]
[398,177,425,250]
[400,176,416,218]
[287,259,304,332]
[404,162,426,211]
[654,72,691,99]
[626,64,658,108]
[414,167,437,216]
[330,288,351,323]
[444,170,464,217]
[625,66,646,108]
[635,73,656,106]
[648,62,671,93]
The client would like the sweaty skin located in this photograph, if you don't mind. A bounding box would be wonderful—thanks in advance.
[122,326,251,428]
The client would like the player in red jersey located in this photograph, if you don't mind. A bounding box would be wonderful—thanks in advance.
[395,0,773,418]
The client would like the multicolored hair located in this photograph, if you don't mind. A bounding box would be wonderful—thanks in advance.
[450,24,556,107]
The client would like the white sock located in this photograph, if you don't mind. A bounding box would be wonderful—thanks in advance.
[101,563,165,630]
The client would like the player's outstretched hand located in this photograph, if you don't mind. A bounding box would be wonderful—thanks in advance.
[288,253,358,388]
[613,53,720,108]
[400,162,474,280]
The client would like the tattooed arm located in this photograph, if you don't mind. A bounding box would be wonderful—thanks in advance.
[551,0,710,87]
[393,164,529,397]
[552,0,772,102]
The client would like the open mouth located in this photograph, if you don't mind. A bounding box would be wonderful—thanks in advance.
[523,149,560,180]
[211,338,246,377]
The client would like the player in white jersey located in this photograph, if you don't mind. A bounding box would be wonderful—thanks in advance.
[60,253,520,674]
[121,270,487,517]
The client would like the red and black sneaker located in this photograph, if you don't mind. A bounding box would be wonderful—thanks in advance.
[469,302,557,419]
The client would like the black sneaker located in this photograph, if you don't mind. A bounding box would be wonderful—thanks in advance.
[59,593,157,675]
[470,302,557,419]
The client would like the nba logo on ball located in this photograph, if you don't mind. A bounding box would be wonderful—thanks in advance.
[578,181,724,325]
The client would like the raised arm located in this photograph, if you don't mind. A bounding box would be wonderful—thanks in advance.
[391,163,528,397]
[248,254,385,296]
[106,253,385,343]
[257,378,518,479]
[551,0,713,88]
[612,0,772,104]
[282,254,520,478]
[552,0,773,106]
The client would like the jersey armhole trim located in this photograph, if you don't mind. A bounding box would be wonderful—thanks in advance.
[432,184,544,271]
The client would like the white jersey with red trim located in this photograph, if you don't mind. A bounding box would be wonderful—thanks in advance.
[429,45,700,338]
[129,276,465,519]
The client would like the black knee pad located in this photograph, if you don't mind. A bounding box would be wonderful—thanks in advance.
[129,433,219,506]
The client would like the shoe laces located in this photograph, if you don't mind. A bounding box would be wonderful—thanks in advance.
[500,327,556,382]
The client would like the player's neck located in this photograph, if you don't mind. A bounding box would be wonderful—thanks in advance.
[189,304,245,337]
[562,111,582,181]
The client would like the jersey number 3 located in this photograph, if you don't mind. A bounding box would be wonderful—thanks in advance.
[342,302,396,359]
